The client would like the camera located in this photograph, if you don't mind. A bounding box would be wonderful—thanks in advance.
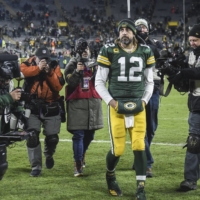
[0,130,31,180]
[0,54,20,80]
[40,58,58,71]
[156,46,189,93]
[0,61,20,79]
[75,38,88,55]
[156,46,187,72]
[20,91,37,102]
[48,60,58,69]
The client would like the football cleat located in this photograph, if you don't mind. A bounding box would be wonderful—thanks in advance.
[106,172,122,196]
[136,182,146,200]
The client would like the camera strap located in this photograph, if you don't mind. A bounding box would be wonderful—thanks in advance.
[159,74,172,97]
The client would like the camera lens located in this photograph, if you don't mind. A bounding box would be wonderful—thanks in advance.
[81,42,88,49]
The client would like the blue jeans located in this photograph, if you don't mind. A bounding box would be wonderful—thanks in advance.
[71,130,95,162]
[145,88,160,168]
[184,112,200,181]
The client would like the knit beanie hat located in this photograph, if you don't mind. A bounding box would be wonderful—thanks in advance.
[134,18,149,31]
[118,18,137,34]
[189,24,200,38]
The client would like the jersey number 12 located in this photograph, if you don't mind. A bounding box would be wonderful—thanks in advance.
[118,57,143,82]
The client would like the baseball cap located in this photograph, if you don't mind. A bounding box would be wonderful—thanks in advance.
[35,47,50,59]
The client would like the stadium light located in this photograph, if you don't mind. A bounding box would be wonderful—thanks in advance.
[183,0,186,49]
[127,0,131,18]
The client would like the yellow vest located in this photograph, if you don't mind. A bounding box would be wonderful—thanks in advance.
[2,40,6,48]
[63,59,67,65]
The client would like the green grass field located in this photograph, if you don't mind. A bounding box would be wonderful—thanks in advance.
[1,80,199,200]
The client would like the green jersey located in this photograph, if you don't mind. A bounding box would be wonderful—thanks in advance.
[97,42,155,99]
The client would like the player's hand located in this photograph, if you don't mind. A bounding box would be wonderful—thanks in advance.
[109,99,117,109]
[10,88,21,101]
[142,100,146,107]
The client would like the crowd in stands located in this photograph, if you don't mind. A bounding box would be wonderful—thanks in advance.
[0,0,198,67]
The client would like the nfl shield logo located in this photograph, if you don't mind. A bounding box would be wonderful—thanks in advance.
[42,50,47,54]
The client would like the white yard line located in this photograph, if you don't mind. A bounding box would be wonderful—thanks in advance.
[40,139,185,147]
[103,116,188,120]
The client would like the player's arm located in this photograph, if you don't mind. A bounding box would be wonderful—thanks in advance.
[95,45,115,106]
[141,49,155,104]
[142,67,154,105]
[95,66,113,105]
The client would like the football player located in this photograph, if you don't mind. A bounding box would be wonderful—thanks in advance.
[95,18,155,200]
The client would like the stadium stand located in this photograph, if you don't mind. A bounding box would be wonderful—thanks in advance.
[0,0,196,63]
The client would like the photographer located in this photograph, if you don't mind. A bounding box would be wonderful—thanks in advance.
[132,18,164,177]
[168,24,200,191]
[64,38,103,177]
[0,53,26,180]
[0,54,24,134]
[20,47,65,177]
[0,87,22,181]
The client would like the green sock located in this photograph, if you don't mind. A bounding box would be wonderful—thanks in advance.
[106,150,120,171]
[133,150,147,186]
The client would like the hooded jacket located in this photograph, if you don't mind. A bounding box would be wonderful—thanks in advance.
[64,57,103,131]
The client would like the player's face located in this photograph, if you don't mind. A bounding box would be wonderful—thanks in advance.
[119,27,134,46]
[189,36,200,49]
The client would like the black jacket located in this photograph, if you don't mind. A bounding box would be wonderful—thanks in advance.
[180,52,200,112]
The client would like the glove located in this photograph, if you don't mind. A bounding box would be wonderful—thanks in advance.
[167,71,182,84]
